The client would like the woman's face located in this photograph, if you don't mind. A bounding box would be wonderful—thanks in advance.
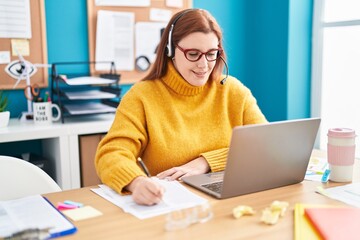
[173,32,219,87]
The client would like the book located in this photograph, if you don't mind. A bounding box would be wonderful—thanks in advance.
[305,208,360,240]
[294,203,323,240]
[0,195,77,239]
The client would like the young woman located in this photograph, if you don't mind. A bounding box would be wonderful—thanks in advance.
[95,9,267,206]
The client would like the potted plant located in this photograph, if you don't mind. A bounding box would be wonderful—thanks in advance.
[0,90,10,128]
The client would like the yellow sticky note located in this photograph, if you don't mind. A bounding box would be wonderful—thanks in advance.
[11,39,30,56]
[62,206,103,221]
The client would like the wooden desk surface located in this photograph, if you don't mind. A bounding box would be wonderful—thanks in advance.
[44,151,360,240]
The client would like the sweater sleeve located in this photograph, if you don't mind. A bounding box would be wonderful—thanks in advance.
[95,87,147,194]
[200,148,228,172]
[242,88,268,125]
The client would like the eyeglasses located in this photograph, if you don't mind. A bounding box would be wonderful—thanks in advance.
[176,45,223,62]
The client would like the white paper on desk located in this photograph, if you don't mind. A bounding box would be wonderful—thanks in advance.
[317,182,360,208]
[91,178,208,219]
[0,195,75,238]
[0,0,32,38]
[305,157,329,182]
[135,22,167,63]
[96,10,135,71]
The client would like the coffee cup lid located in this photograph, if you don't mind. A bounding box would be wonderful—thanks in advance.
[328,128,356,138]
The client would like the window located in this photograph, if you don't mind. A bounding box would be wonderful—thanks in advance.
[312,0,360,157]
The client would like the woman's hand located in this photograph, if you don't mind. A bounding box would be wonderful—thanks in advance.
[157,156,210,181]
[126,176,165,206]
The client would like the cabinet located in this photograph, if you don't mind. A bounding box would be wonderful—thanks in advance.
[51,61,121,123]
[79,134,105,187]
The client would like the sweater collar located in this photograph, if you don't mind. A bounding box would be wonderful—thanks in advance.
[161,61,207,96]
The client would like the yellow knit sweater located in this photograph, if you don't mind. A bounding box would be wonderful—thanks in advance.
[95,62,267,194]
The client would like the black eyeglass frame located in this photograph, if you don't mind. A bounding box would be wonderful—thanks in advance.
[176,45,223,62]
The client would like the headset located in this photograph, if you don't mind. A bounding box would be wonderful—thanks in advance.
[166,9,196,58]
[165,9,229,84]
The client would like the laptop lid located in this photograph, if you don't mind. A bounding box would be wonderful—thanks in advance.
[182,118,321,199]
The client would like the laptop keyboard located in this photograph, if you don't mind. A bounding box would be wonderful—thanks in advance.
[201,181,223,194]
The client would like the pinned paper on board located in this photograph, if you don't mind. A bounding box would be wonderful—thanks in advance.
[166,0,183,8]
[0,0,32,39]
[149,8,172,22]
[0,51,10,64]
[11,39,30,56]
[95,0,150,7]
[95,10,135,71]
[135,22,167,64]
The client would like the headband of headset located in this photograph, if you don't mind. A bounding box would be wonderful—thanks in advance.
[166,9,196,58]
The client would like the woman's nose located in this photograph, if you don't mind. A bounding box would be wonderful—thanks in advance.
[196,54,208,68]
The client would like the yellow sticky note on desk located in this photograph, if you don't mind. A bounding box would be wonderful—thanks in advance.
[62,206,103,221]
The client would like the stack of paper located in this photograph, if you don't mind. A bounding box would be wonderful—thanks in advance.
[61,76,116,85]
[64,102,116,115]
[63,90,117,100]
[294,203,323,240]
[91,178,208,219]
[316,182,360,208]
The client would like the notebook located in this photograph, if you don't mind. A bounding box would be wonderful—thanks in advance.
[294,203,324,240]
[182,118,321,199]
[305,207,360,240]
[0,195,77,239]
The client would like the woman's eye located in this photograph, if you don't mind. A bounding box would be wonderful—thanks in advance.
[188,51,200,57]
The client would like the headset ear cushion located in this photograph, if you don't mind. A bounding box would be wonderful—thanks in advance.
[165,44,171,58]
[165,43,173,58]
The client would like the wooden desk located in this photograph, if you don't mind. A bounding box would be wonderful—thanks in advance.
[44,151,360,239]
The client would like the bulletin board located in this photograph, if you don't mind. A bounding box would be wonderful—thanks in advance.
[0,0,48,90]
[87,0,192,84]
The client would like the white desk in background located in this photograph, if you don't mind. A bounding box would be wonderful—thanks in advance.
[0,114,115,190]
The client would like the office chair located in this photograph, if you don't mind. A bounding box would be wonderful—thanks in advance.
[0,155,62,201]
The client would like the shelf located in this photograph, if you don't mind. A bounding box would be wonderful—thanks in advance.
[51,61,121,123]
[63,102,116,115]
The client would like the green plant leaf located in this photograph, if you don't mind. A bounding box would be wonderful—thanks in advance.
[0,91,9,112]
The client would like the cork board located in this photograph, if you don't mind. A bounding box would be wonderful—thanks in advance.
[87,0,192,84]
[0,0,48,90]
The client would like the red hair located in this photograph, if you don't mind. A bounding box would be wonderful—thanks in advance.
[142,9,226,81]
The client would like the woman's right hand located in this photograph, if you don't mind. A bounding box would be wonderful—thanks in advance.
[126,176,165,206]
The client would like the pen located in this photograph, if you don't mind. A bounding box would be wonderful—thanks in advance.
[44,91,49,102]
[137,157,151,177]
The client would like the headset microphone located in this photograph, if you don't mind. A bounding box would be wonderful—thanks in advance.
[219,56,229,85]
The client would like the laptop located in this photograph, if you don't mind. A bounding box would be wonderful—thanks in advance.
[182,118,321,199]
